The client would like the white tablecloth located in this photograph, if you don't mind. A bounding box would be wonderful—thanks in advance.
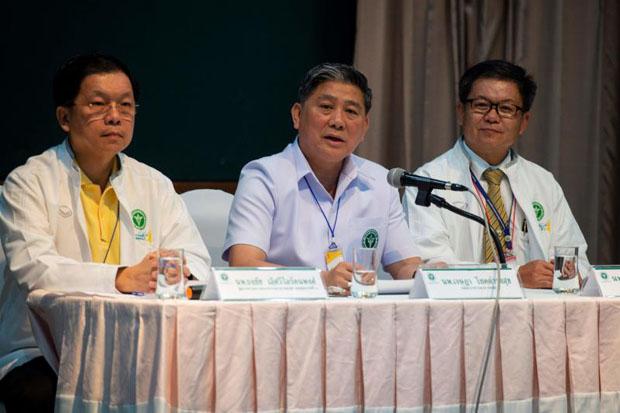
[26,290,620,412]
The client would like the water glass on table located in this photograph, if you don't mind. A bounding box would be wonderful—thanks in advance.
[552,246,580,294]
[156,249,186,299]
[351,247,379,298]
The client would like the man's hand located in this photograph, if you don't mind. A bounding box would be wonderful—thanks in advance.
[115,251,158,293]
[560,259,576,280]
[517,259,554,289]
[321,261,354,294]
[422,261,449,269]
[385,256,422,279]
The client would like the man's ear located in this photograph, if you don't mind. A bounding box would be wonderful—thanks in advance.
[290,103,302,130]
[360,112,369,142]
[56,107,71,133]
[519,111,531,135]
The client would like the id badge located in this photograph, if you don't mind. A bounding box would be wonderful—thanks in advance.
[325,242,344,271]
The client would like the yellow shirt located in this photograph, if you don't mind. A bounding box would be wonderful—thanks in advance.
[80,162,120,264]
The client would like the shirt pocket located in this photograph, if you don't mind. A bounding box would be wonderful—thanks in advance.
[343,216,388,260]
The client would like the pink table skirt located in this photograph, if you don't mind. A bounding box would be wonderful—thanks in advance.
[27,290,620,412]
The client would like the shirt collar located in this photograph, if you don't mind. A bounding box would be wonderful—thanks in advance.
[79,157,119,188]
[64,139,79,170]
[460,137,516,180]
[65,138,122,185]
[291,137,371,199]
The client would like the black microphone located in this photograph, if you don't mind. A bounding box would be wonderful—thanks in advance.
[387,168,469,192]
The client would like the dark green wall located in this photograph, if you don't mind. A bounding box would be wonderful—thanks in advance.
[1,0,356,181]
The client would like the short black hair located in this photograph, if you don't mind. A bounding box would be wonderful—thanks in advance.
[52,53,140,107]
[297,63,372,113]
[459,60,537,111]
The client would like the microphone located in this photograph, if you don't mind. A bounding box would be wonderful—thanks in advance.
[387,168,468,192]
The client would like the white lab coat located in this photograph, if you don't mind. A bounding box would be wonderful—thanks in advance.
[403,139,590,273]
[0,141,211,377]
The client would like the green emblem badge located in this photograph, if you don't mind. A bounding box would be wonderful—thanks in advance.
[427,273,435,281]
[131,209,147,230]
[532,202,544,222]
[362,229,379,248]
[220,273,229,281]
[601,272,608,280]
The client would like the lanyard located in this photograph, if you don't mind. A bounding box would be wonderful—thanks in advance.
[303,177,341,248]
[470,170,515,251]
[102,203,120,263]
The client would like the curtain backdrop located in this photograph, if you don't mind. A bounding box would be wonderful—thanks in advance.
[354,0,619,264]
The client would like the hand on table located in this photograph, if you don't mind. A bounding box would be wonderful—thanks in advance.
[517,259,554,289]
[115,250,191,293]
[420,261,448,270]
[321,261,354,296]
[115,251,158,293]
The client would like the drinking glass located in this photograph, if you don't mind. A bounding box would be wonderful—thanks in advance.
[156,249,186,299]
[351,247,379,298]
[552,246,579,294]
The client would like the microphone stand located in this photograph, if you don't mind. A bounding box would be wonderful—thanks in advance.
[413,184,504,413]
[414,186,434,207]
[414,189,506,264]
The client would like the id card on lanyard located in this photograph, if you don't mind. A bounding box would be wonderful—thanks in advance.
[304,177,344,270]
[325,241,344,270]
[470,170,517,263]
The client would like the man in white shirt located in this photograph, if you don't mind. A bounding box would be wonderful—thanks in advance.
[403,60,589,288]
[0,53,211,411]
[224,63,420,291]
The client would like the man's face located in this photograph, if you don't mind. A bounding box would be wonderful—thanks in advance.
[457,78,530,165]
[291,80,369,169]
[56,71,136,161]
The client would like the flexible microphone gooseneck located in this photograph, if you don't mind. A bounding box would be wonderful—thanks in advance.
[428,194,506,265]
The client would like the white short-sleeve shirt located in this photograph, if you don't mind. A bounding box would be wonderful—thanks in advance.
[223,139,416,270]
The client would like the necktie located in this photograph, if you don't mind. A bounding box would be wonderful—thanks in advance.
[482,168,508,263]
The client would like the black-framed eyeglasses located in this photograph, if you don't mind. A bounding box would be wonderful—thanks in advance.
[465,98,524,119]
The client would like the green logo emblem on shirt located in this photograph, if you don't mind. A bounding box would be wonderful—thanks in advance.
[220,273,229,281]
[362,229,379,248]
[131,209,147,230]
[601,272,608,280]
[427,273,436,281]
[532,202,544,221]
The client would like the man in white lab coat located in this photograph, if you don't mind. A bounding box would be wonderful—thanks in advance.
[403,60,589,289]
[0,53,211,411]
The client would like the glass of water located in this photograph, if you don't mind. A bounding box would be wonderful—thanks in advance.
[553,246,580,293]
[156,249,186,299]
[351,247,379,298]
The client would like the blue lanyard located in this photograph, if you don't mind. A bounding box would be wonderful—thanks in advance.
[303,177,341,248]
[470,170,514,250]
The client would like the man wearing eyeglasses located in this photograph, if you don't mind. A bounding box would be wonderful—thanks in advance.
[403,59,590,289]
[0,53,211,411]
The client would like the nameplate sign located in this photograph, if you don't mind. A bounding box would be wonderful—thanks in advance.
[201,267,327,301]
[581,266,620,297]
[410,267,524,299]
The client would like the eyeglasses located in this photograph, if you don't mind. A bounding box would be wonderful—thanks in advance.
[75,101,139,119]
[465,98,524,119]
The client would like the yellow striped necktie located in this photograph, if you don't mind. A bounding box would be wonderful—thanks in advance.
[482,168,508,263]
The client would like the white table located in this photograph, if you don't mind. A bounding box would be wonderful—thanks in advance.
[27,290,620,412]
